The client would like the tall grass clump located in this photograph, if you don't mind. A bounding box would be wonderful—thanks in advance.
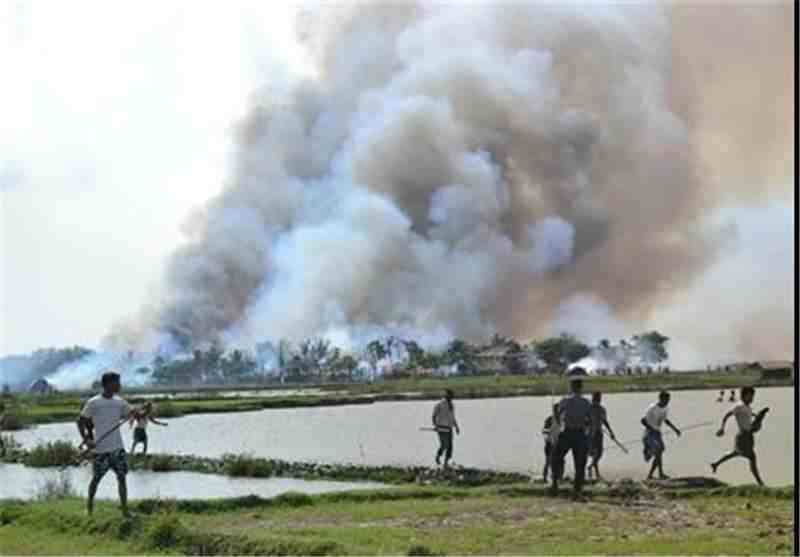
[221,454,274,477]
[24,440,79,467]
[152,402,183,418]
[35,470,77,500]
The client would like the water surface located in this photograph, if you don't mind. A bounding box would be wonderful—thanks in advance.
[11,387,794,486]
[0,464,385,500]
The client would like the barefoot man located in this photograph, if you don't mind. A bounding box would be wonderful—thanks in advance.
[130,401,168,456]
[641,390,682,480]
[77,371,136,517]
[711,386,769,486]
[587,391,618,481]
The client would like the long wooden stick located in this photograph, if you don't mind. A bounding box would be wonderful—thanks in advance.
[78,417,132,460]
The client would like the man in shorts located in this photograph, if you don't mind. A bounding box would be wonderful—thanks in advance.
[586,392,618,481]
[130,401,168,456]
[77,371,136,517]
[711,386,769,486]
[641,391,682,480]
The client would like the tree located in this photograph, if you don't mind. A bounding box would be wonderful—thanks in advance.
[365,340,388,378]
[533,334,590,374]
[634,331,670,364]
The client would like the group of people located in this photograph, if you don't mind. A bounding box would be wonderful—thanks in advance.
[717,389,737,403]
[69,368,769,518]
[430,368,770,499]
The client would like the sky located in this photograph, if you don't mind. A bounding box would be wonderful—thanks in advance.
[0,1,793,367]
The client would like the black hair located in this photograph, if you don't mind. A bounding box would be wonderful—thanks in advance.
[100,371,120,388]
[592,391,601,401]
[658,390,670,399]
[740,386,755,398]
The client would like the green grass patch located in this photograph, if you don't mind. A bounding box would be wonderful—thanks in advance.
[23,440,80,467]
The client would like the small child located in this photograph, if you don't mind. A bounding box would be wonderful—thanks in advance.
[711,386,768,485]
[541,403,562,482]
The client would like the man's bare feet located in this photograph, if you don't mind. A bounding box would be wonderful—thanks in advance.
[710,462,718,474]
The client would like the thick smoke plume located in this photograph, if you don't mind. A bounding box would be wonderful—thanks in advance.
[107,1,791,360]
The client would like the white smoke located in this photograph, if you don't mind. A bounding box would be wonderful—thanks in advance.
[95,1,789,376]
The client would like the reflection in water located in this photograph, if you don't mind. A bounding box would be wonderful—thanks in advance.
[0,464,386,500]
[10,387,794,486]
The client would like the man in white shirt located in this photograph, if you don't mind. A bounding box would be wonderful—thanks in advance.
[640,391,682,480]
[711,386,769,485]
[77,371,136,517]
[432,389,460,468]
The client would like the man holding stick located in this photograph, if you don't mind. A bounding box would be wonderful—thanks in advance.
[641,390,681,480]
[711,386,769,485]
[432,389,460,468]
[77,371,137,517]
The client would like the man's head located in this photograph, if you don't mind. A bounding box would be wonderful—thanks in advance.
[143,401,153,412]
[568,366,587,393]
[657,390,670,407]
[592,391,602,404]
[740,386,755,404]
[444,389,454,401]
[100,371,121,395]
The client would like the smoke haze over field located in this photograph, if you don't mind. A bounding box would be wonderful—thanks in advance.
[1,1,793,378]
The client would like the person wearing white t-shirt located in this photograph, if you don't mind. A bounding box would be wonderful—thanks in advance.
[640,391,682,480]
[710,386,769,486]
[77,371,136,517]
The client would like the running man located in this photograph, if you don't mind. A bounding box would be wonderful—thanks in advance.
[641,391,682,480]
[432,389,460,468]
[77,371,136,517]
[711,386,769,486]
[728,389,736,402]
[551,368,592,497]
[541,403,562,482]
[716,390,724,403]
[130,402,168,456]
[586,392,618,481]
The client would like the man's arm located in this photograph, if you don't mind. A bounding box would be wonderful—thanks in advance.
[664,418,681,436]
[715,411,733,436]
[77,416,94,447]
[640,417,656,432]
[149,416,168,426]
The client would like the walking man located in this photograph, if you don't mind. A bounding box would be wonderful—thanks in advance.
[432,389,460,468]
[550,367,592,497]
[77,371,136,517]
[130,402,168,456]
[711,386,769,485]
[641,390,682,480]
[587,392,618,481]
[541,403,562,482]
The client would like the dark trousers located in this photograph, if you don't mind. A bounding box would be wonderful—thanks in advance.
[552,429,589,491]
[436,430,453,461]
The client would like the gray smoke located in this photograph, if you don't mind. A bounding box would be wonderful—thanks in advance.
[106,1,791,360]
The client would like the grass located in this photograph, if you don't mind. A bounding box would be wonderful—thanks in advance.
[2,370,790,428]
[35,470,78,500]
[22,440,80,467]
[6,449,530,486]
[0,482,793,555]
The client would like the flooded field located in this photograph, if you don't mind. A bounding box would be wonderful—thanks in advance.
[10,387,794,486]
[0,463,386,501]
